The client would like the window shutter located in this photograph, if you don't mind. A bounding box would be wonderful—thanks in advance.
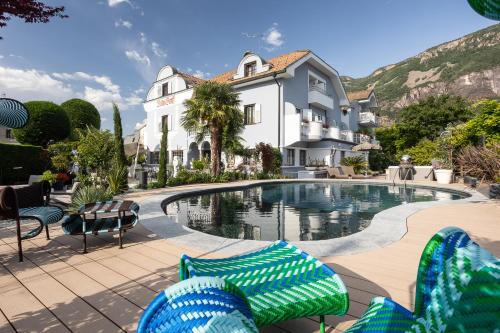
[157,84,162,98]
[255,104,261,123]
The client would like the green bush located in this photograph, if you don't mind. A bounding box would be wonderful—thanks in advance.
[69,185,112,214]
[13,101,70,146]
[147,181,164,189]
[399,139,439,165]
[192,158,209,171]
[41,170,56,185]
[47,142,74,172]
[0,143,51,184]
[61,99,100,139]
[74,128,115,180]
[341,156,367,174]
[107,165,128,195]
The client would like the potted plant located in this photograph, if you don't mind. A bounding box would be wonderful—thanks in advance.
[41,170,57,186]
[433,159,453,184]
[322,123,330,129]
[54,172,70,190]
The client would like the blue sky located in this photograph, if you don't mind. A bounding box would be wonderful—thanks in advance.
[0,0,496,134]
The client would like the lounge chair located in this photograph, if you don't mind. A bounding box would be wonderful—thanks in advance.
[52,181,81,195]
[138,277,258,333]
[345,227,500,332]
[61,200,140,253]
[0,181,64,262]
[327,167,349,179]
[180,240,349,333]
[28,175,42,185]
[340,166,369,179]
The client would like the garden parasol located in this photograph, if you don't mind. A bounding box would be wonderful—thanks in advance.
[0,98,29,128]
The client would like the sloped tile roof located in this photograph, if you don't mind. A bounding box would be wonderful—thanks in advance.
[211,50,311,84]
[347,89,373,101]
[178,72,205,87]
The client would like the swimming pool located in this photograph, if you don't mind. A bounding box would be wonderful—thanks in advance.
[163,182,469,242]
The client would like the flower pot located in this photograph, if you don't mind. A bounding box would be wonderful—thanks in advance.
[435,169,453,184]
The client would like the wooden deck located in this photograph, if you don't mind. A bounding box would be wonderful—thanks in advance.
[0,200,498,333]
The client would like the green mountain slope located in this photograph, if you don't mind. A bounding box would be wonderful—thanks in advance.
[342,24,500,114]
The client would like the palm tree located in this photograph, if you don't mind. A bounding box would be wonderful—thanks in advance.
[182,81,243,176]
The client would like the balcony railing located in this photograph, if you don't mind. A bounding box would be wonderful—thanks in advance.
[309,84,330,96]
[358,112,378,126]
[353,133,371,144]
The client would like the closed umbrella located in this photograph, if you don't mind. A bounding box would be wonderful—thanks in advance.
[352,142,381,176]
[0,98,29,128]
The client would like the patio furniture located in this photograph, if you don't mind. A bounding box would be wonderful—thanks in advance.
[138,277,258,333]
[340,166,369,179]
[61,200,139,253]
[327,167,349,179]
[0,181,64,262]
[345,226,500,332]
[180,240,349,333]
[52,181,81,196]
[28,175,42,185]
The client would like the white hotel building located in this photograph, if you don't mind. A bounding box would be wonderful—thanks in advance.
[142,50,378,174]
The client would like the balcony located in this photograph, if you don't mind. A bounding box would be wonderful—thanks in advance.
[301,120,323,141]
[358,112,378,127]
[353,133,371,144]
[308,85,333,110]
[340,130,353,142]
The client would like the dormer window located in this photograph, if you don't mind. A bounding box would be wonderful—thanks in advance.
[162,83,170,96]
[244,62,257,77]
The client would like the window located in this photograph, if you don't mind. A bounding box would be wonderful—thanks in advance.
[299,150,306,166]
[151,151,160,164]
[244,104,261,125]
[160,115,170,132]
[5,129,12,139]
[244,61,257,77]
[172,150,183,164]
[286,149,295,166]
[340,150,345,161]
[295,108,301,114]
[162,83,170,96]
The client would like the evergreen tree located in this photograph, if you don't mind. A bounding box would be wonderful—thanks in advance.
[112,103,128,188]
[157,121,169,186]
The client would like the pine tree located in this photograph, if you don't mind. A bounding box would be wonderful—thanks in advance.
[158,121,169,186]
[112,103,128,188]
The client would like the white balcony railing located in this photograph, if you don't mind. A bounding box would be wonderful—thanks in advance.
[353,133,371,144]
[358,112,377,126]
[340,130,353,142]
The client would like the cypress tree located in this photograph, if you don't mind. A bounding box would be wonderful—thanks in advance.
[158,121,169,186]
[112,103,128,186]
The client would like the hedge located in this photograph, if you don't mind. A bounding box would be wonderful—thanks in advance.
[0,143,51,185]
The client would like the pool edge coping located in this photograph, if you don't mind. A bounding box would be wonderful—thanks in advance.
[137,179,489,257]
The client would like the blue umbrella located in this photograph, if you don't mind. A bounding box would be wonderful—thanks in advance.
[0,98,29,128]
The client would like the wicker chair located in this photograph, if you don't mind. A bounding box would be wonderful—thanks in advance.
[180,241,349,333]
[138,276,258,333]
[0,181,64,262]
[345,227,500,332]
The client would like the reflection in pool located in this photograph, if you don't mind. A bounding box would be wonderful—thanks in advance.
[163,182,468,242]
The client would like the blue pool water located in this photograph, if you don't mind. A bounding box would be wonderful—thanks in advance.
[163,182,468,241]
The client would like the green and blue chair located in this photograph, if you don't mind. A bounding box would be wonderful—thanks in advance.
[345,227,500,332]
[179,240,349,332]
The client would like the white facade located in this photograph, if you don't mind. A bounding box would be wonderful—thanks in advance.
[142,51,378,173]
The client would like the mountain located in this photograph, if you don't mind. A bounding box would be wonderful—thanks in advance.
[342,24,500,115]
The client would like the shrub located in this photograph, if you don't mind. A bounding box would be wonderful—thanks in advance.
[69,185,112,214]
[47,142,74,172]
[0,143,51,184]
[255,143,275,173]
[272,148,282,174]
[42,170,56,185]
[13,101,70,146]
[341,156,366,174]
[192,158,209,171]
[61,99,100,139]
[368,150,392,171]
[107,165,128,195]
[74,128,115,180]
[456,144,499,182]
[399,139,439,165]
[147,181,164,189]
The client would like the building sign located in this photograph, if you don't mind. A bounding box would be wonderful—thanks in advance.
[157,95,175,107]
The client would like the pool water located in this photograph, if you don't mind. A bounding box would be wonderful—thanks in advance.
[163,182,468,242]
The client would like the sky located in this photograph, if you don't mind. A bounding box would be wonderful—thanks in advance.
[0,0,496,134]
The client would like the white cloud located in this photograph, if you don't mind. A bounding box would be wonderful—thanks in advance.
[115,19,133,29]
[125,50,151,66]
[191,69,210,79]
[224,63,229,68]
[262,23,284,51]
[139,32,147,43]
[151,42,167,58]
[0,65,142,113]
[0,55,4,59]
[108,0,130,7]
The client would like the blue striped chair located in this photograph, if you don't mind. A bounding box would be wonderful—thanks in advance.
[0,181,64,261]
[345,227,500,332]
[138,276,258,333]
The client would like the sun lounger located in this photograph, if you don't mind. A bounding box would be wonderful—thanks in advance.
[345,227,500,332]
[179,241,349,333]
[327,167,349,179]
[340,166,370,179]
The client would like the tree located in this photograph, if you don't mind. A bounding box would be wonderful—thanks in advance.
[0,1,67,39]
[157,121,168,186]
[12,101,70,147]
[396,95,472,150]
[61,99,100,139]
[112,103,128,188]
[182,82,243,176]
[74,128,115,180]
